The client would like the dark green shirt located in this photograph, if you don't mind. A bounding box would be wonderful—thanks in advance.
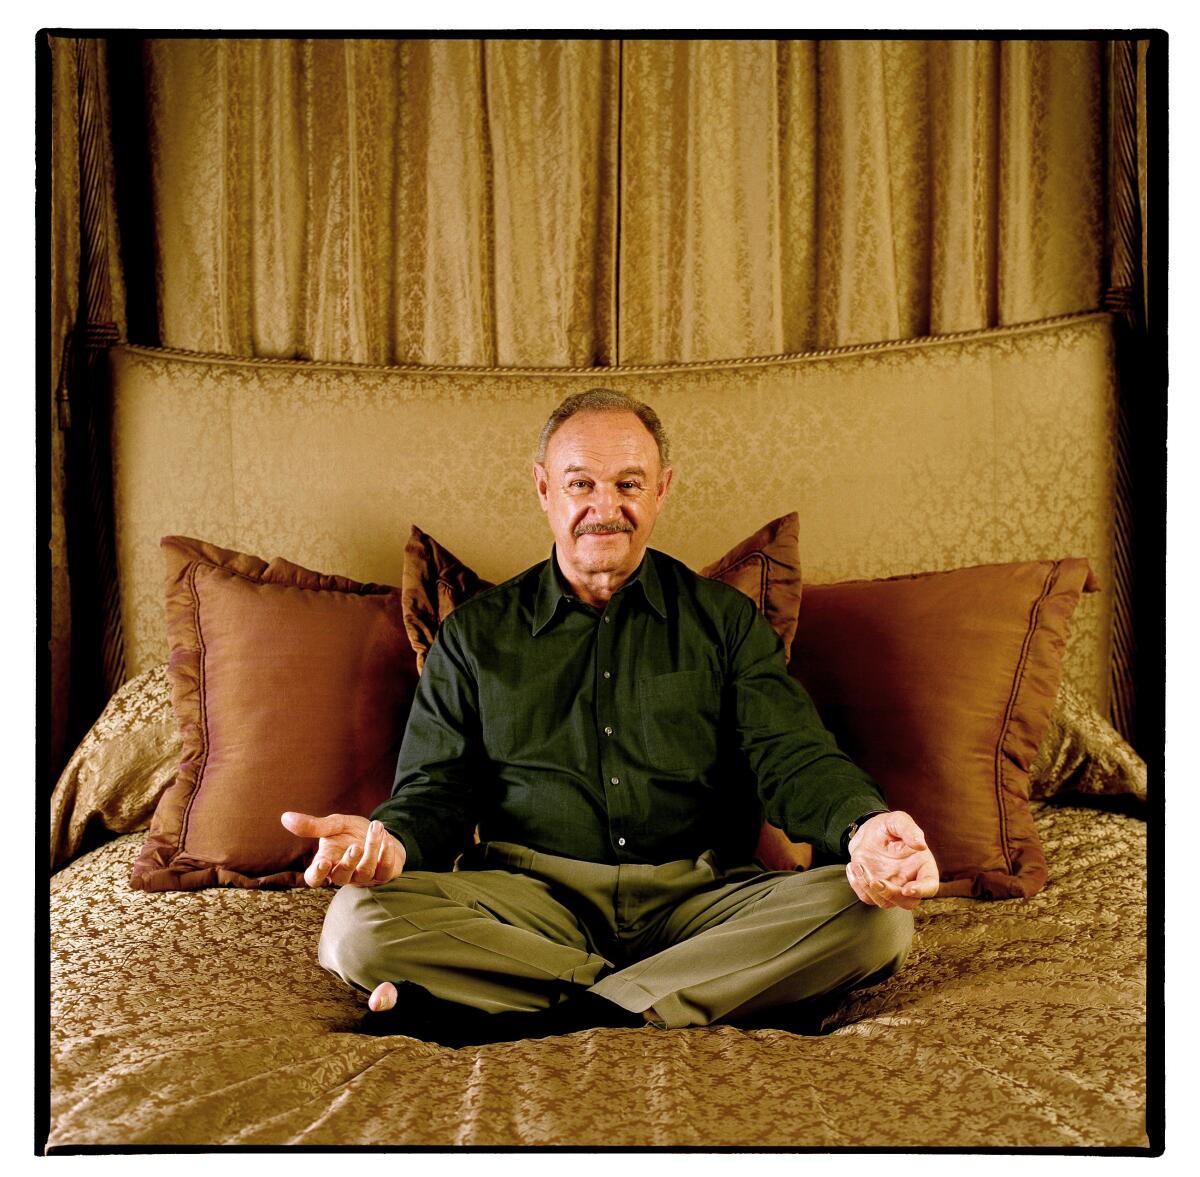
[373,548,886,871]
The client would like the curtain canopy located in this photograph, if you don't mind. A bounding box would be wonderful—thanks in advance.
[129,37,1105,367]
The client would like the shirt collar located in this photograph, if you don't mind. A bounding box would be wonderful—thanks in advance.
[531,547,667,635]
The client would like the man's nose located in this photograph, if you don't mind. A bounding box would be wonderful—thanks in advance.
[588,483,621,519]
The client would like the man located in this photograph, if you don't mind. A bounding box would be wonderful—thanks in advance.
[282,389,938,1047]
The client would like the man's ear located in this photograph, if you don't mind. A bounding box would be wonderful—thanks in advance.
[533,463,551,513]
[656,466,674,508]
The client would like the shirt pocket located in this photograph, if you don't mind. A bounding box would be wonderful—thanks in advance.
[638,669,721,774]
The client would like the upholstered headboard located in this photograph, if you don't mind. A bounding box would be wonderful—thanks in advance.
[109,311,1117,708]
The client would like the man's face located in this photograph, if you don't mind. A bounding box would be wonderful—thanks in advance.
[533,410,673,590]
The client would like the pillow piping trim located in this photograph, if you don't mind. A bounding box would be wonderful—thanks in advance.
[991,560,1059,877]
[175,560,210,861]
[712,551,770,612]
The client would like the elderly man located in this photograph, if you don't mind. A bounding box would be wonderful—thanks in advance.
[282,389,938,1047]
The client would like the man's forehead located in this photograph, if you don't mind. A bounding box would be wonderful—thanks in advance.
[563,462,649,476]
[544,410,660,463]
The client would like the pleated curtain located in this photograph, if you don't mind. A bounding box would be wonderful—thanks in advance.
[48,37,129,780]
[136,37,1105,366]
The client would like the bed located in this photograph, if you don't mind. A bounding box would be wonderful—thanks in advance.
[47,312,1150,1150]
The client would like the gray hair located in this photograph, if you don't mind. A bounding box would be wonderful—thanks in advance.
[535,388,670,466]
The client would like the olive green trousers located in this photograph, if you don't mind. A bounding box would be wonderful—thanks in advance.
[318,841,913,1030]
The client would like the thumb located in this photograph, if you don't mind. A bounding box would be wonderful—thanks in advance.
[887,811,928,851]
[280,811,332,838]
[903,875,940,899]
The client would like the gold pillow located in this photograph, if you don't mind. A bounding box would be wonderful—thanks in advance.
[1030,679,1146,803]
[50,664,180,872]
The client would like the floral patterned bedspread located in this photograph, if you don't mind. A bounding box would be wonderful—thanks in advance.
[48,802,1147,1149]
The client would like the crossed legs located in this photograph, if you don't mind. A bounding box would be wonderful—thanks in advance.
[318,843,913,1039]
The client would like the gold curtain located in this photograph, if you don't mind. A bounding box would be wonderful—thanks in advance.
[48,36,128,775]
[144,38,620,366]
[1103,38,1158,749]
[48,35,80,779]
[137,37,1105,366]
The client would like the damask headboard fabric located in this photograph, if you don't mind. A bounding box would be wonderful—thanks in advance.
[108,311,1117,709]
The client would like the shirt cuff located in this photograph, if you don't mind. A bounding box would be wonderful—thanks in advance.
[379,823,422,873]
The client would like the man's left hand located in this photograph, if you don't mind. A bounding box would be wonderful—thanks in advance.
[846,811,939,910]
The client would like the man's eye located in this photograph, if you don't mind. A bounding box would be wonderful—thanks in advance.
[618,482,641,491]
[568,480,591,490]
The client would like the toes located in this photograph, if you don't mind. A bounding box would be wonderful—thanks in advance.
[369,981,397,1012]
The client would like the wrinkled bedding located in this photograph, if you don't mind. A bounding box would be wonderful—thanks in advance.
[48,801,1146,1149]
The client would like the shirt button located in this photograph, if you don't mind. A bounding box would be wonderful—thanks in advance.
[603,617,611,624]
[603,670,611,679]
[610,776,620,785]
[617,837,626,847]
[604,725,613,736]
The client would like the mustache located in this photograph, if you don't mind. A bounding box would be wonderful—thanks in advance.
[574,520,635,537]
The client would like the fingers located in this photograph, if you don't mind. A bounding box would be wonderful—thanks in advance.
[851,812,928,862]
[304,851,334,889]
[299,822,403,889]
[287,813,377,888]
[867,875,901,908]
[328,829,397,887]
[845,862,873,905]
[846,861,901,908]
[326,841,365,887]
[901,842,941,902]
[350,821,386,885]
[306,836,364,888]
[848,856,939,909]
[879,855,940,908]
[378,833,407,883]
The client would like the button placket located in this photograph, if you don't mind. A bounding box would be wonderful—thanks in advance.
[596,601,626,854]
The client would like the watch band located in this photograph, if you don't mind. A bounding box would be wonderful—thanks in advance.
[842,811,889,857]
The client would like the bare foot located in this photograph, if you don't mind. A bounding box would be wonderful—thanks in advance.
[368,981,397,1012]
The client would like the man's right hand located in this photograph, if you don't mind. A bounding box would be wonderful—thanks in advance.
[280,812,406,888]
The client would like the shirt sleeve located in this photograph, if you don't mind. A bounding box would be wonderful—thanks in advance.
[726,597,887,859]
[370,614,484,872]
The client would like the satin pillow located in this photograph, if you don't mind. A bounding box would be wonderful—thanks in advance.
[789,559,1099,899]
[130,537,418,891]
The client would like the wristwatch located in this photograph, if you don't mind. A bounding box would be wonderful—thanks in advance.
[842,811,889,857]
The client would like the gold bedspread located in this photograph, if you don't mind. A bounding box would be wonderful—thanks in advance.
[48,802,1146,1149]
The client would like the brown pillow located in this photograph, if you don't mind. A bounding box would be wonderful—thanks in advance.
[402,514,811,870]
[130,537,418,891]
[789,558,1099,899]
[698,512,803,659]
[402,527,495,673]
